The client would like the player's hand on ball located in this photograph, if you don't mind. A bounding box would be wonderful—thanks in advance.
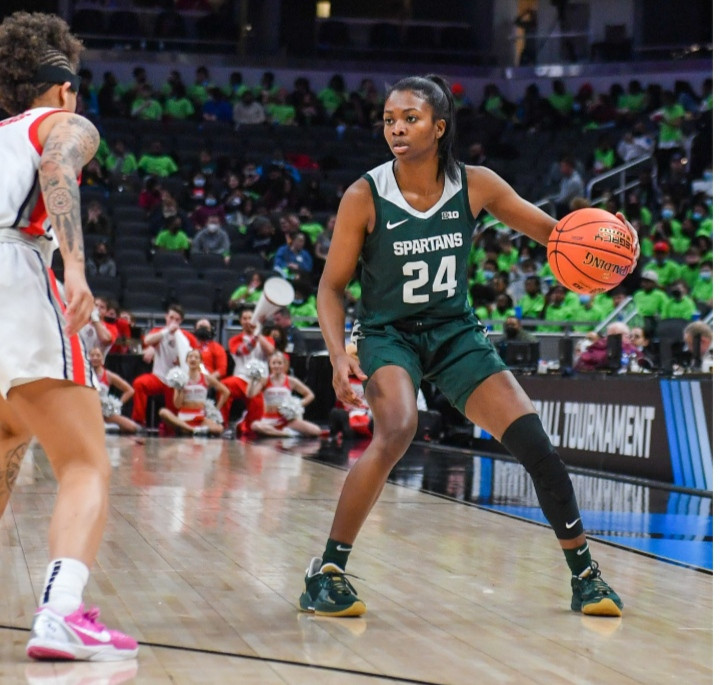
[332,353,367,407]
[615,212,640,272]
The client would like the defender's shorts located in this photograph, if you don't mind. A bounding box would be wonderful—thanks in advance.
[356,312,507,413]
[0,242,93,398]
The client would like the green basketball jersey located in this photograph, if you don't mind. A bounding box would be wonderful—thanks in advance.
[357,161,475,327]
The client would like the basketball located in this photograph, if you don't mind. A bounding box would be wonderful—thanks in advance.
[547,208,635,294]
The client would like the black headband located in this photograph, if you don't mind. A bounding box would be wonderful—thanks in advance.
[30,64,80,92]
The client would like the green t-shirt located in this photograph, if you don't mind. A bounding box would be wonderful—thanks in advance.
[300,222,324,244]
[289,296,318,327]
[618,92,646,113]
[95,138,110,166]
[518,292,545,319]
[266,103,296,125]
[229,285,261,304]
[691,277,713,304]
[644,260,682,287]
[659,103,685,145]
[679,264,700,289]
[345,280,361,301]
[669,234,691,255]
[593,292,615,317]
[594,148,615,171]
[105,152,138,176]
[537,301,579,332]
[188,83,211,105]
[138,154,179,177]
[633,289,669,318]
[574,303,606,332]
[661,296,697,320]
[164,97,195,120]
[317,88,346,116]
[474,305,491,321]
[548,92,574,116]
[497,247,519,273]
[131,98,163,121]
[155,230,191,251]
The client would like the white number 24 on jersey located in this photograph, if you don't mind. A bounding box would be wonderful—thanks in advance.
[402,256,457,303]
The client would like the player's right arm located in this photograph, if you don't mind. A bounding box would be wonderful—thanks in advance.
[37,113,100,335]
[317,179,371,406]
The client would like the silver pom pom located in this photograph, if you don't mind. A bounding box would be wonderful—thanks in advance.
[245,359,267,381]
[204,400,223,424]
[100,394,123,418]
[278,396,304,420]
[166,366,189,389]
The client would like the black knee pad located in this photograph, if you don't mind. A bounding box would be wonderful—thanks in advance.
[501,413,581,537]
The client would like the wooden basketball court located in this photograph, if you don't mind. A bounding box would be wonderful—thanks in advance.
[0,435,712,684]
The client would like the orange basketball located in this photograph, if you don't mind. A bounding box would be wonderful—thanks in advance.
[547,208,635,294]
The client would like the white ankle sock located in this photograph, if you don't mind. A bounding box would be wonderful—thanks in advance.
[41,558,89,616]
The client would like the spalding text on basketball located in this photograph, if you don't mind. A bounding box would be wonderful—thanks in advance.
[581,251,630,276]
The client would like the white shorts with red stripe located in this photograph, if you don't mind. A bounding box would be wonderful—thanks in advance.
[0,239,94,398]
[177,408,206,426]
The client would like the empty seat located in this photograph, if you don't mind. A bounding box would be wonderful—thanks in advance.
[153,251,188,273]
[190,252,227,273]
[175,292,216,313]
[122,291,167,312]
[88,276,122,300]
[228,253,267,273]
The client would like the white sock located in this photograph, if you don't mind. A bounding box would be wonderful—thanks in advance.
[41,558,89,616]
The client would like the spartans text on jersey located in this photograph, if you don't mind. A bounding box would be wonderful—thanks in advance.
[393,232,463,256]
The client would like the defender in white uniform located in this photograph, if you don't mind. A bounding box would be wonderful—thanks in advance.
[0,12,137,661]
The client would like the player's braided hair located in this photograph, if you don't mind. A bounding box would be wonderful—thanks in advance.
[0,12,83,114]
[386,74,460,183]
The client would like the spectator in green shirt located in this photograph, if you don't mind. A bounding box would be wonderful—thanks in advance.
[155,215,191,253]
[105,138,138,182]
[661,281,697,320]
[517,275,545,319]
[548,79,575,124]
[644,241,682,286]
[633,270,669,319]
[689,199,713,238]
[679,246,703,290]
[656,90,686,180]
[164,83,195,120]
[496,233,519,273]
[691,261,713,311]
[223,71,248,102]
[591,133,616,175]
[138,141,179,178]
[538,285,579,332]
[288,280,318,328]
[131,84,162,121]
[188,65,213,107]
[229,271,264,311]
[574,293,606,332]
[317,73,347,118]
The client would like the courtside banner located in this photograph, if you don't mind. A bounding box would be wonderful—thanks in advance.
[474,376,712,488]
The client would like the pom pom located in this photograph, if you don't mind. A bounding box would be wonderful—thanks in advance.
[100,394,123,418]
[166,366,189,389]
[245,359,267,381]
[278,396,304,420]
[204,400,223,424]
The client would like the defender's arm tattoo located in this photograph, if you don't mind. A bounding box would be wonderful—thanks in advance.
[0,441,28,502]
[38,116,100,266]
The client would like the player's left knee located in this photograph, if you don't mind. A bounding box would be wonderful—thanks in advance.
[501,413,572,492]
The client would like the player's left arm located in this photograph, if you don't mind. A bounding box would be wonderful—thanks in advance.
[467,166,555,246]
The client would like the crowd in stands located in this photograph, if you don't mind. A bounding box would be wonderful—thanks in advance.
[65,66,712,366]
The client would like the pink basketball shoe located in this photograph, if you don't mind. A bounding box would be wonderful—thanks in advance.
[26,605,138,662]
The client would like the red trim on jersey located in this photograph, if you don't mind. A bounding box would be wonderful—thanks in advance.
[47,267,87,385]
[28,109,65,155]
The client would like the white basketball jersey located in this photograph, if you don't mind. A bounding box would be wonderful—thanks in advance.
[0,107,64,237]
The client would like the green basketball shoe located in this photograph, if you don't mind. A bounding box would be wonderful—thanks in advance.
[571,561,623,616]
[299,557,366,617]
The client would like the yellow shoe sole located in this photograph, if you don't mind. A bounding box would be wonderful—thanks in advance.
[582,598,623,617]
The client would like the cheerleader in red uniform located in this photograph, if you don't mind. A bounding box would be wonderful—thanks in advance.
[250,351,323,437]
[158,349,230,436]
[88,347,141,434]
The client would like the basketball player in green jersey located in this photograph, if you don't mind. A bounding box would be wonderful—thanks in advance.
[299,75,635,618]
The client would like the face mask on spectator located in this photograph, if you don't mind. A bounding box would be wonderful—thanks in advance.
[579,294,591,305]
[205,197,217,207]
[692,212,703,221]
[193,177,206,187]
[661,208,674,220]
[206,221,220,233]
[699,270,712,280]
[195,326,212,340]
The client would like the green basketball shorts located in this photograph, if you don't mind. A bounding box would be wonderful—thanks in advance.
[355,312,507,413]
